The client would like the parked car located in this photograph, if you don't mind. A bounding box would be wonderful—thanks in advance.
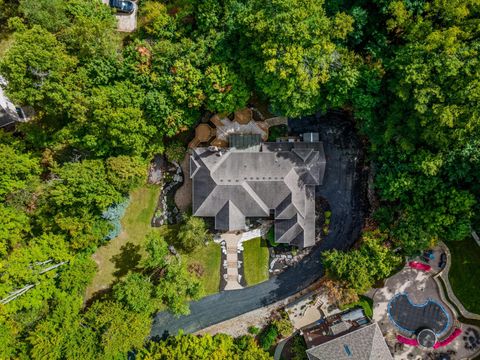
[109,0,134,14]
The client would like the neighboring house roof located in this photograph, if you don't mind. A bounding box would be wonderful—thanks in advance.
[0,76,27,128]
[306,323,393,360]
[190,141,326,248]
[0,85,20,128]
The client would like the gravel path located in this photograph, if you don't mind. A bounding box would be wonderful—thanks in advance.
[150,113,366,338]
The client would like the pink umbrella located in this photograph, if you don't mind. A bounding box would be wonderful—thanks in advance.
[397,335,419,346]
[408,261,431,272]
[433,328,462,349]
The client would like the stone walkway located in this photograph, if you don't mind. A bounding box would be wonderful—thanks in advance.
[222,234,243,290]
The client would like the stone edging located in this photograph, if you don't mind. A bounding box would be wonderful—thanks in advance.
[433,242,480,321]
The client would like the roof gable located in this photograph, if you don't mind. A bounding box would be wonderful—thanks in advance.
[306,323,393,360]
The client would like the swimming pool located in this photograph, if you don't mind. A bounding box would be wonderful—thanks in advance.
[387,293,451,337]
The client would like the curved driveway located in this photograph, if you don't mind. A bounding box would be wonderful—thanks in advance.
[151,114,366,337]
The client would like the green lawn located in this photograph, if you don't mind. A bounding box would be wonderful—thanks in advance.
[185,242,221,295]
[86,184,221,300]
[339,296,374,318]
[448,237,480,314]
[243,237,270,286]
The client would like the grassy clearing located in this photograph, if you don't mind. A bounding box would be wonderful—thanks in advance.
[448,237,480,314]
[243,237,270,286]
[86,185,160,300]
[86,184,221,300]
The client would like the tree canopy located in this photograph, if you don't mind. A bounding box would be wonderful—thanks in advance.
[0,0,479,357]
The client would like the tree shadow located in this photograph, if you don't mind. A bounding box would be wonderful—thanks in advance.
[84,287,112,309]
[111,242,142,278]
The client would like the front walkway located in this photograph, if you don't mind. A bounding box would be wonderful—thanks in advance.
[222,234,243,290]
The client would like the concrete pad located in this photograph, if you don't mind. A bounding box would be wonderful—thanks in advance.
[101,0,137,32]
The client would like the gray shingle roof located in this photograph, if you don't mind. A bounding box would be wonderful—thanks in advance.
[306,323,393,360]
[190,141,326,248]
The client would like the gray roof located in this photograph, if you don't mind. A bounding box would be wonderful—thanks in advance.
[191,141,326,248]
[306,323,393,360]
[0,84,20,128]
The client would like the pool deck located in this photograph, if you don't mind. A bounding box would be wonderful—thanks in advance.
[372,246,480,359]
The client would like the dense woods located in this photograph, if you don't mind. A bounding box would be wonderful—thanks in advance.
[0,0,479,358]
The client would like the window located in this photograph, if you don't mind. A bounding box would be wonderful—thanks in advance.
[343,345,352,357]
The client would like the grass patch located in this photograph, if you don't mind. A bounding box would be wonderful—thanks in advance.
[243,237,270,286]
[448,237,480,314]
[185,242,221,295]
[86,185,161,300]
[86,184,221,300]
[339,295,374,318]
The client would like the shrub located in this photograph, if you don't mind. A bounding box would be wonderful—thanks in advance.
[259,324,278,350]
[291,335,308,360]
[267,125,288,142]
[102,197,130,240]
[266,227,278,247]
[165,141,186,163]
[248,326,260,335]
[272,317,293,338]
[177,215,211,252]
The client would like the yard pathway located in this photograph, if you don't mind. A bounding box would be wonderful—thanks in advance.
[222,234,243,290]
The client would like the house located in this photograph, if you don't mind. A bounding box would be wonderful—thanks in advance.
[190,134,326,248]
[0,77,27,128]
[305,322,393,360]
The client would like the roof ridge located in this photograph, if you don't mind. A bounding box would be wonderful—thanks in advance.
[277,221,303,244]
[190,155,201,178]
[241,182,270,214]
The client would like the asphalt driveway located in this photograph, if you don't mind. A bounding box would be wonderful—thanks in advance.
[151,112,366,338]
